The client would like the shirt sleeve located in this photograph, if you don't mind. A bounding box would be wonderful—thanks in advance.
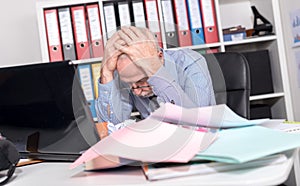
[147,65,196,108]
[95,77,133,124]
[183,57,216,106]
[147,50,216,108]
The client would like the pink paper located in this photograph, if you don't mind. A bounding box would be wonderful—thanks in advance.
[70,118,216,169]
[149,103,266,128]
[150,103,213,127]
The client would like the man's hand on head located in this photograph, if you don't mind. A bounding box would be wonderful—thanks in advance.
[100,33,125,84]
[114,26,163,77]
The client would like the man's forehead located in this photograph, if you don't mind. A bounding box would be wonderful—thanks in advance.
[117,58,147,83]
[129,77,149,84]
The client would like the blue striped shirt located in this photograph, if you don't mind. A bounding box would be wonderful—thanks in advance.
[95,48,216,124]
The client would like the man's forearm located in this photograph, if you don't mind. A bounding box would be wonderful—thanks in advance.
[96,78,133,124]
[100,67,114,84]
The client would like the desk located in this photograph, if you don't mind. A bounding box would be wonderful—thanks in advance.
[7,150,297,186]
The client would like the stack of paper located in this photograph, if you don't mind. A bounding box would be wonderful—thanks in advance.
[142,153,287,181]
[142,123,300,181]
[196,126,300,163]
[70,117,217,170]
[70,103,300,179]
[150,103,268,128]
[261,119,300,133]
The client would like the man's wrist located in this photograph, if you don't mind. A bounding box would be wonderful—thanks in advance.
[100,71,114,84]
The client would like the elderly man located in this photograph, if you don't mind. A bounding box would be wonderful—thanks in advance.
[95,26,215,124]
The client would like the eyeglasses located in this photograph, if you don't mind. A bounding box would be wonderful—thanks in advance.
[131,85,152,90]
[119,85,153,93]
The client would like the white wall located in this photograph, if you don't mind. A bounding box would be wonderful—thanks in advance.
[0,0,42,67]
[280,1,300,120]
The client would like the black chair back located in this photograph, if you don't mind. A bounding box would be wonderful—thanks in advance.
[204,52,251,119]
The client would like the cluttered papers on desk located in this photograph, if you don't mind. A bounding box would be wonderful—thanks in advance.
[142,153,287,181]
[196,126,300,164]
[150,103,268,128]
[70,103,271,170]
[70,117,217,170]
[261,119,300,133]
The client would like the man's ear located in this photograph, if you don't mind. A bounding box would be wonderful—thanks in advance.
[157,50,164,64]
[158,50,163,58]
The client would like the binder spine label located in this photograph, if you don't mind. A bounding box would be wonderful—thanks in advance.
[118,3,131,26]
[73,10,88,42]
[88,7,102,41]
[45,12,60,46]
[161,0,176,32]
[79,66,94,100]
[202,0,215,27]
[58,10,74,44]
[146,1,160,32]
[104,5,117,38]
[174,0,189,30]
[187,0,202,29]
[132,2,146,28]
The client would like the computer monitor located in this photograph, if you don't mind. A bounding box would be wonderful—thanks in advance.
[0,61,100,161]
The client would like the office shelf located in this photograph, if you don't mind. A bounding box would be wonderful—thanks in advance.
[70,57,103,65]
[217,0,293,120]
[36,0,294,120]
[223,35,277,46]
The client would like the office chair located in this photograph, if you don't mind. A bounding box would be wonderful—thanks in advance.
[203,52,251,119]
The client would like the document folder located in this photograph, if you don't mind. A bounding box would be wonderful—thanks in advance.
[161,0,179,48]
[144,0,163,47]
[173,0,192,47]
[196,126,300,163]
[91,62,101,99]
[71,5,91,59]
[77,64,97,119]
[58,7,76,61]
[44,9,63,62]
[199,0,219,43]
[117,1,132,27]
[86,4,104,58]
[103,2,118,39]
[186,0,205,45]
[132,0,147,28]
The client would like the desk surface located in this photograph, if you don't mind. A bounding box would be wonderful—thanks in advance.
[7,150,296,186]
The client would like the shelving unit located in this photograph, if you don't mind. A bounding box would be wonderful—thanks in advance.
[71,57,103,65]
[223,35,277,46]
[36,0,294,120]
[217,0,293,120]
